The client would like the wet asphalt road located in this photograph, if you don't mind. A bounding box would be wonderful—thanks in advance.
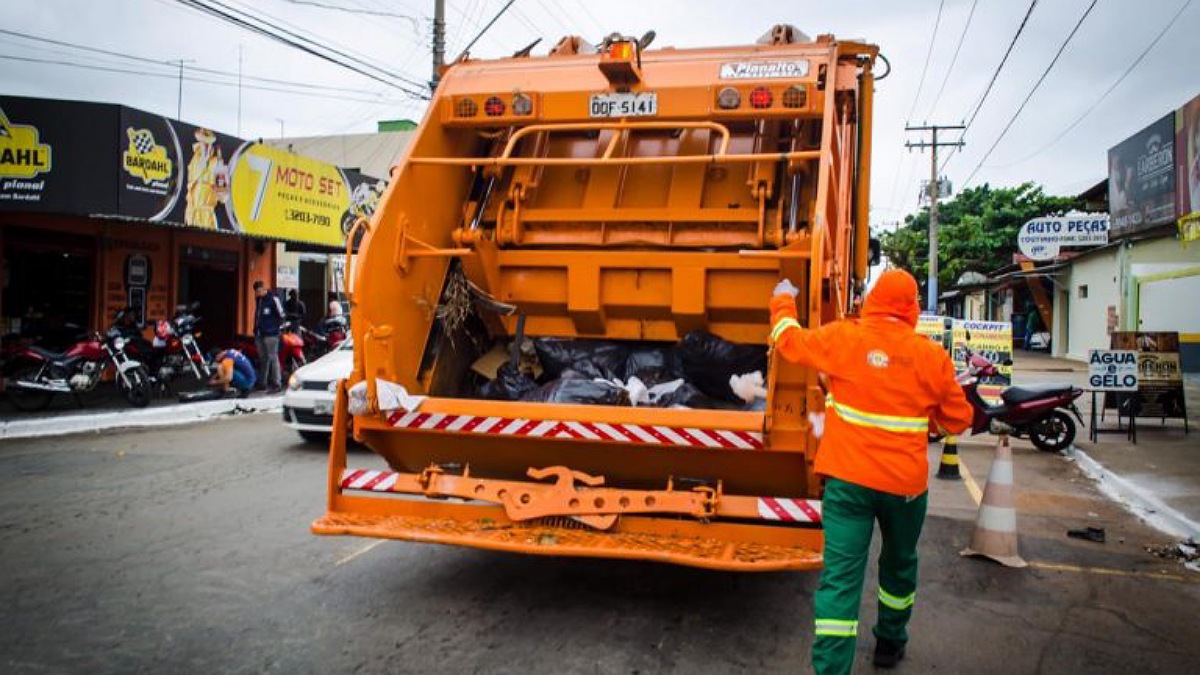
[1,415,1199,674]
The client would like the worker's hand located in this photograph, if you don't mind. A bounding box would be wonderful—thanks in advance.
[773,278,799,298]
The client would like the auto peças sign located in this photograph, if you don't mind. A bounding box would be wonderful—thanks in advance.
[1017,213,1109,261]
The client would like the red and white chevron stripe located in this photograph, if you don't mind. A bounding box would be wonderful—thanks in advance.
[340,468,399,492]
[385,411,764,449]
[757,497,822,523]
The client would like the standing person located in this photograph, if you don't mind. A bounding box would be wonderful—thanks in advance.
[768,269,972,674]
[253,280,285,393]
[1023,302,1041,351]
[284,289,307,324]
[326,291,344,319]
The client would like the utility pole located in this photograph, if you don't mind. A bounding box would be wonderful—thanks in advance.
[905,123,965,313]
[172,59,195,119]
[430,0,445,93]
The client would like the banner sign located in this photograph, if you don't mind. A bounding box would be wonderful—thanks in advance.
[952,320,1013,386]
[1087,349,1138,391]
[1016,213,1109,261]
[225,142,381,247]
[1107,331,1188,420]
[916,315,953,351]
[1108,112,1176,236]
[1176,93,1200,243]
[0,96,119,213]
[1,96,383,248]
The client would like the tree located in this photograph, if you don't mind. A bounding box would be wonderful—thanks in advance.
[878,182,1080,297]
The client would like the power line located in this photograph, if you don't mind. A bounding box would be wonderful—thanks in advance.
[279,0,420,28]
[988,0,1195,169]
[0,27,392,97]
[962,0,1100,186]
[906,0,945,122]
[962,0,1038,131]
[924,0,978,119]
[0,53,410,105]
[172,0,430,98]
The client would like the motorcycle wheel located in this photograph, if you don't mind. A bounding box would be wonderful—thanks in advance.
[1029,410,1076,453]
[120,366,152,408]
[6,363,54,412]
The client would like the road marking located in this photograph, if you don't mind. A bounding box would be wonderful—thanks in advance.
[1027,560,1196,584]
[334,539,386,567]
[959,455,983,506]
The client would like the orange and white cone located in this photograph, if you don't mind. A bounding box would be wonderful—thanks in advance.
[961,434,1026,568]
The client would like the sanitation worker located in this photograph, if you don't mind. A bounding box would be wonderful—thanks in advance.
[769,269,972,673]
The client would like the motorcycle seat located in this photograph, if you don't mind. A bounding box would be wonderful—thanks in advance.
[1001,383,1076,405]
[29,345,67,361]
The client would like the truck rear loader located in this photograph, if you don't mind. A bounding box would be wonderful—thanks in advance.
[313,26,880,571]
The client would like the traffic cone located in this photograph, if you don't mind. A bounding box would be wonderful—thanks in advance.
[961,435,1027,568]
[936,435,961,480]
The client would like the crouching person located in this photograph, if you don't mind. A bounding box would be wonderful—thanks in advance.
[209,348,257,398]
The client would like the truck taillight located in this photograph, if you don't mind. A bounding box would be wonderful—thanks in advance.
[716,87,741,109]
[782,85,807,109]
[512,92,533,116]
[749,87,773,109]
[484,96,506,116]
[455,98,478,117]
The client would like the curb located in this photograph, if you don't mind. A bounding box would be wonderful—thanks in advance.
[1070,447,1200,540]
[0,396,285,440]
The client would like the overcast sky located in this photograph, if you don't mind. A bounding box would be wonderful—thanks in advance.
[1,0,1197,225]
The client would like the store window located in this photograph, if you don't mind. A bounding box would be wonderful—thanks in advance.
[1078,284,1089,299]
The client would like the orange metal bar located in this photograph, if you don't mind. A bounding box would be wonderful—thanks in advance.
[500,120,732,158]
[409,150,821,168]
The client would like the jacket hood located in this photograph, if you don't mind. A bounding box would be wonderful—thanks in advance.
[863,269,919,327]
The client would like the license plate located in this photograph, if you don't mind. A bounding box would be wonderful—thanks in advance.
[313,400,333,416]
[589,92,657,117]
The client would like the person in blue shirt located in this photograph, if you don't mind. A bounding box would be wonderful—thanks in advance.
[210,348,256,397]
[253,280,286,392]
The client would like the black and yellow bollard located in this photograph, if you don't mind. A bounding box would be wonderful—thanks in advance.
[936,435,962,480]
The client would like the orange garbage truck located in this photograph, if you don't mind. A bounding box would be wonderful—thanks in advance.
[313,26,880,571]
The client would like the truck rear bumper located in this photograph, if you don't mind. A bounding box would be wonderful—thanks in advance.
[313,507,823,572]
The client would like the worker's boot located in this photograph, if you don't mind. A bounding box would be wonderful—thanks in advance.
[873,638,905,668]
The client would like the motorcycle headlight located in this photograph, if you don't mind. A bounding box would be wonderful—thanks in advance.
[113,337,126,351]
[287,374,302,391]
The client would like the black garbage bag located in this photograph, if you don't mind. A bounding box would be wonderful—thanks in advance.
[677,330,767,402]
[655,381,742,410]
[561,359,608,381]
[622,346,683,386]
[533,338,630,381]
[521,378,630,406]
[478,363,539,401]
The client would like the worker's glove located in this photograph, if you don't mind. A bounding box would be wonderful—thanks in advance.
[773,278,799,298]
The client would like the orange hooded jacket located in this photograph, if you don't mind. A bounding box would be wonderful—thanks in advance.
[770,269,972,496]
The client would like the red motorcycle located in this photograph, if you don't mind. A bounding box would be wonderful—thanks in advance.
[151,302,212,387]
[958,342,1084,452]
[5,310,152,411]
[279,319,307,380]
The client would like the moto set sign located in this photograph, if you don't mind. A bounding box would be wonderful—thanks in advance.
[1087,350,1138,391]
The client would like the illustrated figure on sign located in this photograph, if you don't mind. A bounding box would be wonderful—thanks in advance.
[185,128,230,230]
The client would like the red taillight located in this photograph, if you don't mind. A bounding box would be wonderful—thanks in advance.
[749,87,773,109]
[484,96,506,116]
[782,85,807,109]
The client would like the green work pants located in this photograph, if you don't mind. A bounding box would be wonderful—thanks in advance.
[812,477,928,675]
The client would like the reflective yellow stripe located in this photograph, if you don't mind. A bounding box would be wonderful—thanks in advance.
[825,395,928,434]
[814,618,858,637]
[878,588,916,610]
[770,317,801,342]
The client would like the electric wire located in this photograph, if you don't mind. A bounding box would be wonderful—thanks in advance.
[988,0,1195,169]
[924,0,978,119]
[172,0,430,98]
[905,0,945,123]
[962,0,1100,186]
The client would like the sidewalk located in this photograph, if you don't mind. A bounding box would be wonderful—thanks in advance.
[1011,349,1199,539]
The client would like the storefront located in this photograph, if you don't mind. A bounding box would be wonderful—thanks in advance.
[0,95,379,349]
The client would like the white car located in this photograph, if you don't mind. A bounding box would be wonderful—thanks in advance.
[283,339,352,442]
